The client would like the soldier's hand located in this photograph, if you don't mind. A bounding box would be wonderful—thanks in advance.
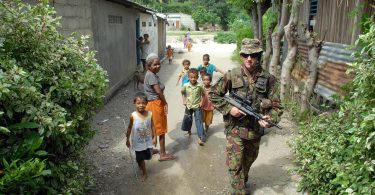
[229,107,246,117]
[259,115,272,128]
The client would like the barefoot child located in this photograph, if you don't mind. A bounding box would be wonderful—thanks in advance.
[176,59,191,87]
[166,45,174,65]
[181,68,206,146]
[126,92,157,181]
[201,74,214,133]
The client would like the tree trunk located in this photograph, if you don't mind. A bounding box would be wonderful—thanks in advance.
[251,6,259,39]
[222,23,229,31]
[269,0,289,77]
[257,2,263,47]
[195,22,199,31]
[300,25,322,113]
[262,21,277,70]
[280,0,300,102]
[351,0,363,44]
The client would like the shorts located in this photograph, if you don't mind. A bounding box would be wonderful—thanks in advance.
[135,148,152,162]
[202,110,213,126]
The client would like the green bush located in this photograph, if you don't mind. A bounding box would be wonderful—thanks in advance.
[291,20,375,194]
[214,31,236,43]
[0,1,107,194]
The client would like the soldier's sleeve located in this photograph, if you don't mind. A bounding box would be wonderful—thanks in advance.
[266,75,283,124]
[208,72,233,115]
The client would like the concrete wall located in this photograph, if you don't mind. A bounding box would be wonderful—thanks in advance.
[180,13,195,30]
[91,0,139,98]
[157,18,166,58]
[22,0,161,99]
[140,13,159,57]
[23,0,94,48]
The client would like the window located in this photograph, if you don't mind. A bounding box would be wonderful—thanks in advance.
[148,22,152,27]
[308,0,318,31]
[108,15,122,24]
[142,22,146,27]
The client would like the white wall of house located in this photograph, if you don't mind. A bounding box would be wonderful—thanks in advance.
[140,13,158,58]
[166,13,195,30]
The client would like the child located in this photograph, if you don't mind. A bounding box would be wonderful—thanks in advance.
[186,40,193,52]
[176,59,191,87]
[197,54,225,76]
[201,74,214,134]
[166,45,174,65]
[126,92,157,181]
[198,66,207,83]
[181,68,205,146]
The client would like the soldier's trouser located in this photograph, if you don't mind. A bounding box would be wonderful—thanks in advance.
[226,129,261,195]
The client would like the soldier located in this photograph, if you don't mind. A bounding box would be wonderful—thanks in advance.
[208,38,282,194]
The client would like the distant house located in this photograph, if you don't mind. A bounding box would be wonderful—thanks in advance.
[166,13,195,30]
[22,0,167,100]
[291,0,375,111]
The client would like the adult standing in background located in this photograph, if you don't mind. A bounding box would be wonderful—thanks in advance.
[186,28,191,40]
[137,36,144,69]
[140,34,150,72]
[144,53,176,161]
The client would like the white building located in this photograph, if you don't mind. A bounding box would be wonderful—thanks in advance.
[166,13,195,30]
[140,12,167,59]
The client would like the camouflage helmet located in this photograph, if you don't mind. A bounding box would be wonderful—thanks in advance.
[240,38,263,54]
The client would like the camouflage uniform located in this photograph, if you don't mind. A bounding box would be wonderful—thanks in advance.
[208,39,282,195]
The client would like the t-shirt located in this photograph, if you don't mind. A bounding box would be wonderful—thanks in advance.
[197,63,217,75]
[201,86,214,111]
[144,70,165,101]
[181,83,204,109]
[178,69,190,87]
[130,111,153,151]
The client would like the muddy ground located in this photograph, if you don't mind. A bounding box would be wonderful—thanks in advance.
[86,41,302,195]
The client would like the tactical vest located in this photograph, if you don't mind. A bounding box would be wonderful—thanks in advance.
[228,67,271,111]
[225,67,272,139]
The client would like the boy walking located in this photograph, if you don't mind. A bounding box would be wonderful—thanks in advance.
[181,68,205,145]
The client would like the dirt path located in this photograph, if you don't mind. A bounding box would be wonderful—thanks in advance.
[86,43,302,195]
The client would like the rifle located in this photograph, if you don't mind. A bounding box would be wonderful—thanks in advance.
[223,92,282,129]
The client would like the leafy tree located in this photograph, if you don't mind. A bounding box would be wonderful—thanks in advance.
[195,0,233,30]
[228,0,272,41]
[0,1,107,193]
[192,6,220,29]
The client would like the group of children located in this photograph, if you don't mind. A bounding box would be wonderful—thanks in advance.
[125,53,223,181]
[177,54,224,145]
